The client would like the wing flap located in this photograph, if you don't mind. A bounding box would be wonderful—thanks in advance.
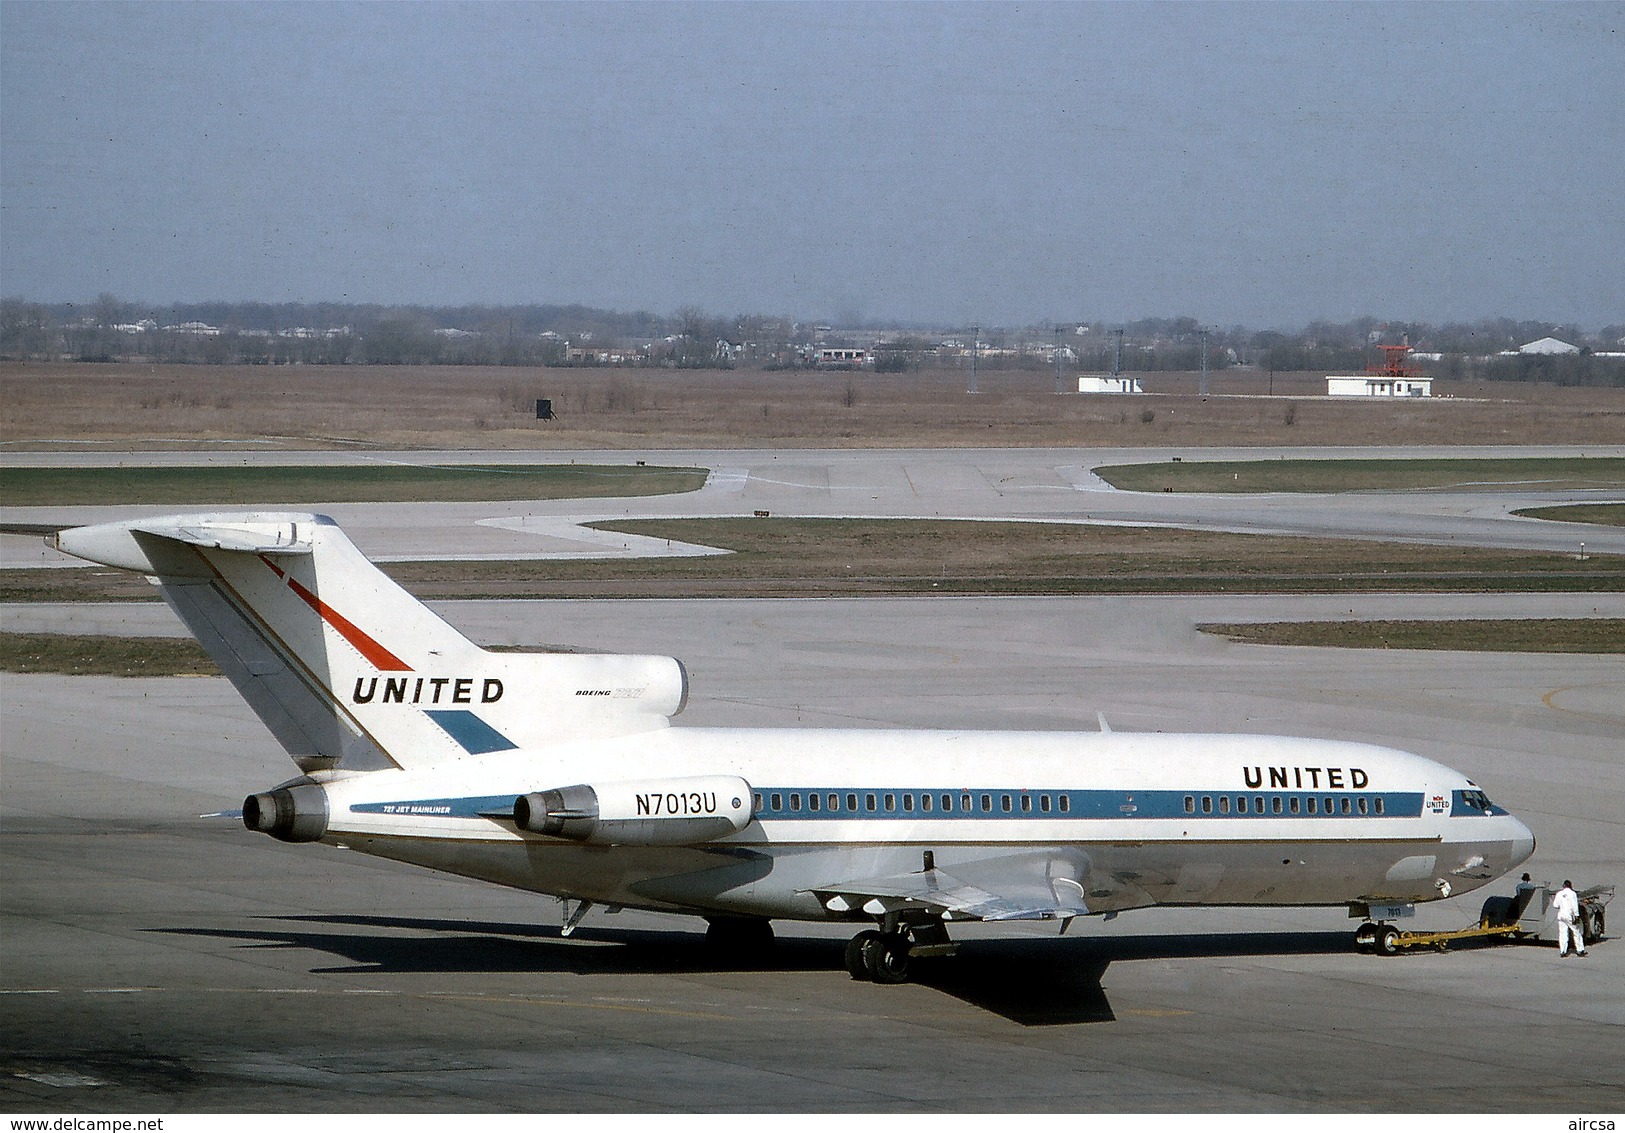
[811,855,1091,923]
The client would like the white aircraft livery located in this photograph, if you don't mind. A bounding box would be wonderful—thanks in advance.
[53,511,1536,982]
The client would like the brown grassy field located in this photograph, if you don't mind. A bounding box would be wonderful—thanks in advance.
[1200,618,1625,653]
[4,362,1622,450]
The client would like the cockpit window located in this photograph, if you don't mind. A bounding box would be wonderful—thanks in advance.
[1459,789,1493,813]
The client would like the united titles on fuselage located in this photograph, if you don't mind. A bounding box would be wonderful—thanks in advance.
[1243,765,1369,790]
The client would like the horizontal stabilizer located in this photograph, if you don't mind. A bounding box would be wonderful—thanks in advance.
[132,520,313,555]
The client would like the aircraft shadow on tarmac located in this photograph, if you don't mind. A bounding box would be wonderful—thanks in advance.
[154,915,1354,1027]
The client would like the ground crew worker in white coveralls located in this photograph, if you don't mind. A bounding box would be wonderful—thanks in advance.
[1554,880,1587,958]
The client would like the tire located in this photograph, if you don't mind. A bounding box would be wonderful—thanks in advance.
[1377,925,1401,955]
[845,930,882,980]
[865,932,912,984]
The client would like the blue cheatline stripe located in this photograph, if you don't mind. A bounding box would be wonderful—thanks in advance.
[425,710,518,754]
[349,787,1426,823]
[751,787,1424,821]
[352,794,517,818]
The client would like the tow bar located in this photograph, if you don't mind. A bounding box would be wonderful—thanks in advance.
[1353,883,1612,956]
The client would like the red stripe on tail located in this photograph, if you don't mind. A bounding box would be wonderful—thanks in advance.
[262,556,412,671]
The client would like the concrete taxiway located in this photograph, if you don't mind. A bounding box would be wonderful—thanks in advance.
[4,446,1624,568]
[4,592,1622,1112]
[4,445,1623,1110]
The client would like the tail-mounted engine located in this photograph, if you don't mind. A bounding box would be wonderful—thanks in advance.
[514,774,752,846]
[243,781,329,843]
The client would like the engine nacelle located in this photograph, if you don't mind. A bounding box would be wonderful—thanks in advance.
[243,781,329,843]
[514,775,752,846]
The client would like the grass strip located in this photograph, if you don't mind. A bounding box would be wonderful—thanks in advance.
[1200,618,1625,653]
[1095,457,1625,494]
[7,518,1621,603]
[0,463,707,505]
[0,631,220,676]
[1512,503,1625,527]
[12,615,1621,679]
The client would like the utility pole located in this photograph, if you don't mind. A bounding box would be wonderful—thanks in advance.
[1054,324,1064,394]
[1200,326,1210,397]
[1112,329,1123,379]
[969,325,979,394]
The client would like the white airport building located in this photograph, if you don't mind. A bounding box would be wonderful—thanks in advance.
[1514,337,1580,355]
[1326,374,1432,398]
[1077,375,1144,394]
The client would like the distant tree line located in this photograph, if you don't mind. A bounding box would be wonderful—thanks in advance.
[2,296,1620,385]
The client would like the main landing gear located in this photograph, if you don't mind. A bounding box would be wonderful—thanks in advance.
[845,918,956,984]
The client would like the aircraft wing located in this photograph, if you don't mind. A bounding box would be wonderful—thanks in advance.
[810,854,1091,922]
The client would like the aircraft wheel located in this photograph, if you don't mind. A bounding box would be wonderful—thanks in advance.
[1354,921,1378,952]
[1376,925,1402,955]
[865,932,913,985]
[846,930,882,980]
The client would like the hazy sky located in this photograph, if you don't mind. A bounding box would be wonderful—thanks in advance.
[3,1,1622,328]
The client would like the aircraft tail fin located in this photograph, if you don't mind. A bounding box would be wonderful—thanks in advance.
[53,512,687,772]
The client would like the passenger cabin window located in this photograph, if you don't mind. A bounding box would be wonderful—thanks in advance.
[1201,796,1213,814]
[808,793,819,812]
[865,793,876,812]
[847,793,858,812]
[1039,795,1050,813]
[1059,795,1070,814]
[1289,797,1300,814]
[902,793,914,812]
[981,794,992,813]
[884,793,895,811]
[1272,797,1283,814]
[1357,797,1369,815]
[942,793,953,812]
[1255,795,1265,813]
[771,793,783,811]
[1237,796,1248,814]
[1340,797,1351,815]
[1325,797,1335,815]
[790,793,801,811]
[828,793,839,812]
[1001,794,1013,813]
[1219,796,1231,814]
[1021,795,1032,814]
[1185,796,1195,814]
[754,793,763,811]
[921,794,932,812]
[1307,797,1316,814]
[1375,798,1385,815]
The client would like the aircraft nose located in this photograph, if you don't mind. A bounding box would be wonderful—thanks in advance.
[1509,817,1536,868]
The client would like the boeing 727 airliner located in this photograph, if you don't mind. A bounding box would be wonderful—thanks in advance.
[53,512,1536,982]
